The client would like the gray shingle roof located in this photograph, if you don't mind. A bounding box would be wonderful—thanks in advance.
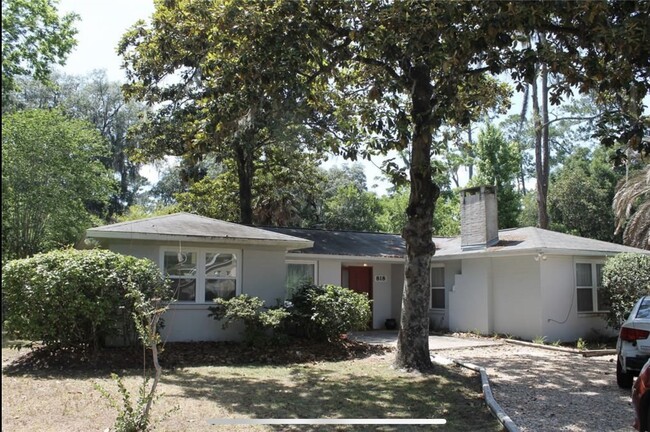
[86,213,313,250]
[433,226,648,259]
[262,227,407,258]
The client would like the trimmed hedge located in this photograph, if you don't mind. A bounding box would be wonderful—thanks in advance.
[2,248,170,350]
[601,253,650,329]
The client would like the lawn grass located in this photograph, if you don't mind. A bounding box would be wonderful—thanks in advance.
[2,345,502,432]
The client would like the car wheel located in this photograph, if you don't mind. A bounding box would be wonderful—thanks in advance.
[617,358,634,389]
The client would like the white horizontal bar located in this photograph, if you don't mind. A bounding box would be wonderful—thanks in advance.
[207,419,446,425]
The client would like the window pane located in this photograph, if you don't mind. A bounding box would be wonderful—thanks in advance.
[173,279,196,302]
[636,298,650,319]
[577,288,593,312]
[431,267,445,287]
[597,288,609,311]
[596,264,604,287]
[431,288,445,309]
[287,263,315,292]
[164,251,197,277]
[205,279,236,302]
[205,253,237,278]
[576,263,592,287]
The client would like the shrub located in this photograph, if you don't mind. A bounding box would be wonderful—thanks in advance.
[2,248,170,350]
[287,283,372,342]
[208,294,289,346]
[601,253,650,329]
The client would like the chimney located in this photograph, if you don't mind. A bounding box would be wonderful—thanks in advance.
[460,185,499,251]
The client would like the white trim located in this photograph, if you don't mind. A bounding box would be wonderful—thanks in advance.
[286,259,319,285]
[286,253,405,264]
[88,230,312,250]
[159,245,242,304]
[430,264,446,311]
[574,258,607,314]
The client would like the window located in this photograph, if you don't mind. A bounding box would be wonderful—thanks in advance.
[430,266,445,309]
[576,261,607,313]
[286,261,316,294]
[162,248,239,303]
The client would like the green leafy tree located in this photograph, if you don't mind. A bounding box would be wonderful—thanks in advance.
[601,253,650,329]
[548,147,621,241]
[120,0,650,373]
[1,0,78,106]
[119,0,331,225]
[2,109,114,260]
[469,124,522,228]
[322,183,381,232]
[6,71,149,217]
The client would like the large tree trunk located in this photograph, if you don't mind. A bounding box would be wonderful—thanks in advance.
[395,64,439,372]
[532,42,550,229]
[234,143,254,225]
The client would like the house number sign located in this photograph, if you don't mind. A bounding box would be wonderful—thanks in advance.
[375,275,387,282]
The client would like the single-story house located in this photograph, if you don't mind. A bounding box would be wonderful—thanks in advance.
[87,186,648,343]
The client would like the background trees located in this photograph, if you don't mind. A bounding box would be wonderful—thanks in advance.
[1,0,78,105]
[2,109,114,260]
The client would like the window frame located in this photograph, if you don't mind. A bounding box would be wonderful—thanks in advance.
[160,246,241,304]
[285,260,318,293]
[430,264,446,310]
[575,259,607,314]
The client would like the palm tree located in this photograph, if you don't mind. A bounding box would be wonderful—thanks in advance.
[613,164,650,250]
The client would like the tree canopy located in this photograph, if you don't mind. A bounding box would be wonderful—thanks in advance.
[1,0,78,105]
[2,109,114,260]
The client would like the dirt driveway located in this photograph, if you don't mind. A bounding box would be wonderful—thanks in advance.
[438,342,634,432]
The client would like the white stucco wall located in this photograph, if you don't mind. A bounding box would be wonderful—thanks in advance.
[391,263,404,323]
[317,260,342,286]
[102,240,289,342]
[371,263,392,329]
[491,255,542,340]
[449,257,493,334]
[540,255,614,342]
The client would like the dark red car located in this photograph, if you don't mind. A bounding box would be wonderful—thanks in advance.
[632,358,650,431]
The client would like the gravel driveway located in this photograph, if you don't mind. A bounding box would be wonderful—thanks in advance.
[438,342,634,432]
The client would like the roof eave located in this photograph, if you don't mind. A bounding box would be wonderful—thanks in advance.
[86,230,313,250]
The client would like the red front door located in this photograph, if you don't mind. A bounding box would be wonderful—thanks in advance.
[347,266,373,327]
[348,266,373,297]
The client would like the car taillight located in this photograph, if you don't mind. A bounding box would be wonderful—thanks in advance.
[620,326,650,342]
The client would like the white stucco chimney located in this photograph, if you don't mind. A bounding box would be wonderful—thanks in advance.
[460,185,499,251]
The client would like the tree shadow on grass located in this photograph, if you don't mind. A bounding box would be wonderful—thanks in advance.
[160,362,503,432]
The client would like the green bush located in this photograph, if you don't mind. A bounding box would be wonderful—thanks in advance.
[2,248,170,350]
[601,253,650,329]
[287,283,372,341]
[208,294,289,346]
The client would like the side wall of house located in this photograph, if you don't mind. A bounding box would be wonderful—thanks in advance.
[429,260,462,331]
[540,255,615,342]
[103,240,287,342]
[490,255,542,340]
[449,257,493,334]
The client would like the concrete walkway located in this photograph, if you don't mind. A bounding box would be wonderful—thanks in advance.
[349,330,503,350]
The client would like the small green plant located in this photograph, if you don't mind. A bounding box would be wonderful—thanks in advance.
[469,328,482,337]
[551,340,561,347]
[286,283,372,342]
[208,294,289,346]
[576,337,587,351]
[96,283,175,432]
[532,335,547,345]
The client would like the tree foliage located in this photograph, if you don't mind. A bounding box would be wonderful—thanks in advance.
[118,0,650,372]
[1,0,78,105]
[601,253,650,329]
[469,123,521,228]
[2,248,171,350]
[613,164,650,250]
[548,147,621,242]
[2,109,114,260]
[6,71,149,217]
